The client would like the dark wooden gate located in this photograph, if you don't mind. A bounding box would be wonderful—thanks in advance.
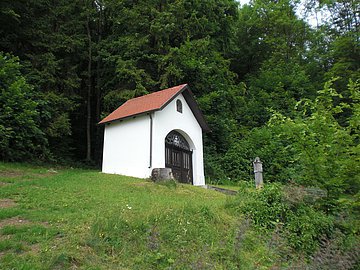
[165,131,193,184]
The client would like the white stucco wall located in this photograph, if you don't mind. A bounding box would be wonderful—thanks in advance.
[152,94,205,186]
[102,114,151,178]
[102,93,205,185]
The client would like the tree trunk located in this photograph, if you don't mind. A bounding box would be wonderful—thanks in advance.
[86,15,92,161]
[95,3,103,165]
[95,4,102,124]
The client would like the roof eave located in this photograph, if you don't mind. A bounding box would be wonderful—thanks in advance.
[98,109,158,125]
[182,86,211,132]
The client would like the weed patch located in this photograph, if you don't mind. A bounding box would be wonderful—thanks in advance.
[0,198,17,208]
[50,253,81,270]
[0,217,31,229]
[0,170,24,178]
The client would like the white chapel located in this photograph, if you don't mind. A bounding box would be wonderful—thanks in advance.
[99,84,209,186]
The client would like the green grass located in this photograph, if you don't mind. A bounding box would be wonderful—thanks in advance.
[0,162,277,269]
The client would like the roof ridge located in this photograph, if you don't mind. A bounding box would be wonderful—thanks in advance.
[126,83,187,103]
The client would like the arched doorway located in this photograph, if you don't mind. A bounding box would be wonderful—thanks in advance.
[165,131,193,184]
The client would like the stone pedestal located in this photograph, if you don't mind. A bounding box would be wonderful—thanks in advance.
[151,168,174,182]
[253,157,264,189]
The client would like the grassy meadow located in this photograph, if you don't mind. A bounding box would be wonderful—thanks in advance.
[0,162,275,269]
[1,163,358,269]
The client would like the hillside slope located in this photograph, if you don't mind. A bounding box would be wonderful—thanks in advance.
[1,163,358,269]
[0,163,273,269]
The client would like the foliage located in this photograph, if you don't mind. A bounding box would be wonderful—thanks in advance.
[0,0,358,171]
[226,182,351,254]
[267,79,360,197]
[285,205,333,252]
[222,126,297,182]
[227,183,288,228]
[0,53,47,161]
[0,0,359,266]
[222,80,360,203]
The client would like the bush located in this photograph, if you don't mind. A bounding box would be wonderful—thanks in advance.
[286,205,334,252]
[226,183,288,229]
[227,183,336,253]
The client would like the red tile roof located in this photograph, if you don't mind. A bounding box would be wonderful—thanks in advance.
[99,84,187,124]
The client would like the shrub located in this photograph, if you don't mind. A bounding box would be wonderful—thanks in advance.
[286,205,334,252]
[226,183,288,229]
[227,183,336,254]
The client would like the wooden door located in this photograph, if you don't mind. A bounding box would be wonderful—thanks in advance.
[165,131,193,184]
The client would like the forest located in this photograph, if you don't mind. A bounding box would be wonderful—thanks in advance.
[1,0,359,186]
[0,0,359,267]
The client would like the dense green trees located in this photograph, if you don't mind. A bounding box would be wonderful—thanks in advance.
[1,0,359,263]
[221,79,359,198]
[0,53,47,160]
[0,0,358,188]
